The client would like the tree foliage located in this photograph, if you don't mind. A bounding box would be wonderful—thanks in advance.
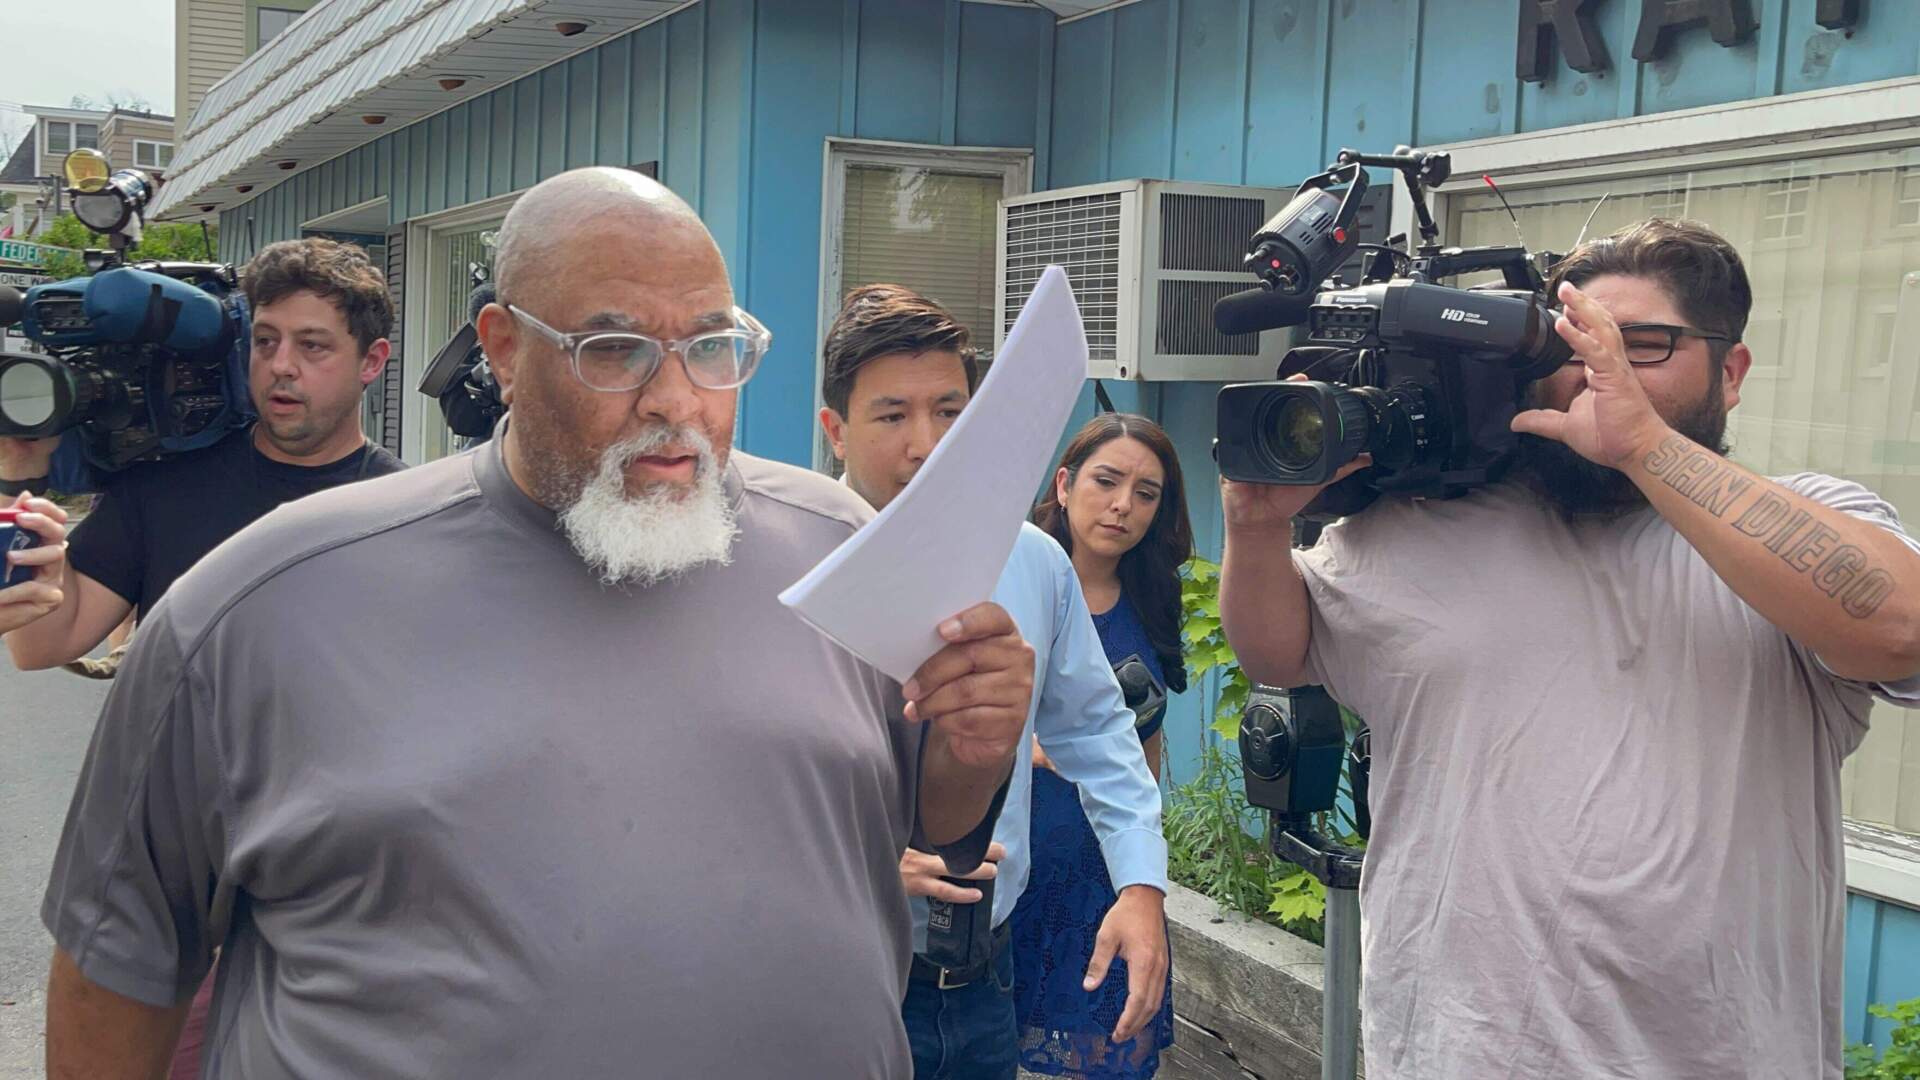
[68,92,153,113]
[37,214,219,280]
[1847,998,1920,1079]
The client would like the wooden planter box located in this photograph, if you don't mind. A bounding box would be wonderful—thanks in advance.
[1161,883,1364,1080]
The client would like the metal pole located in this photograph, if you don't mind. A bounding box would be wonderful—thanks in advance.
[1322,883,1361,1080]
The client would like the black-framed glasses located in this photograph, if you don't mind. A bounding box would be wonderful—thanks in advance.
[1572,322,1735,366]
[507,303,772,392]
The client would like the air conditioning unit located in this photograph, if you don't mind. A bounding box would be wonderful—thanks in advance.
[995,179,1295,382]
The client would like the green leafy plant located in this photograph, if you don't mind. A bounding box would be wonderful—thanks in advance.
[38,214,219,280]
[1847,997,1920,1079]
[1180,557,1366,839]
[1170,557,1375,943]
[1181,557,1248,742]
[1164,743,1326,943]
[1267,865,1327,927]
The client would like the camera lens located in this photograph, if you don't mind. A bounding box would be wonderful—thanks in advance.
[1237,383,1371,485]
[0,355,81,438]
[1271,396,1327,470]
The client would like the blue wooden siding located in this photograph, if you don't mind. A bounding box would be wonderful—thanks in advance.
[739,0,1052,467]
[220,0,1050,471]
[1847,891,1920,1056]
[1048,0,1920,196]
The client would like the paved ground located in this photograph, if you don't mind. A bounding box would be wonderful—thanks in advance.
[0,659,110,1076]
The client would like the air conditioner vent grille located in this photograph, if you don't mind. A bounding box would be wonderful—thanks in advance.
[1004,192,1124,364]
[1159,192,1266,272]
[1158,280,1262,356]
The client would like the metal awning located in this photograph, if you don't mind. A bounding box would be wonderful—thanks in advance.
[1030,1,1133,18]
[153,0,684,219]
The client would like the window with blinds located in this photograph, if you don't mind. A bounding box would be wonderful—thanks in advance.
[839,163,1004,367]
[815,146,1028,473]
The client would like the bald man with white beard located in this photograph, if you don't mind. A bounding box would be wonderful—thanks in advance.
[40,168,1036,1079]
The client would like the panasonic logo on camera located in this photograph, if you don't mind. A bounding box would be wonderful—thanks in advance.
[1439,307,1489,326]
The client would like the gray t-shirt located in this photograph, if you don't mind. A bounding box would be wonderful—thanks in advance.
[43,437,994,1078]
[1295,473,1920,1080]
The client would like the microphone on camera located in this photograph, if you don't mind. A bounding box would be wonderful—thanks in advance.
[467,281,496,325]
[1213,284,1314,337]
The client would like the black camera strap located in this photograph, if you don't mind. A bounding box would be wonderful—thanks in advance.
[0,475,49,498]
[1092,379,1116,415]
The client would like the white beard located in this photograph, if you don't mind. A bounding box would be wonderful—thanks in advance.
[557,425,738,587]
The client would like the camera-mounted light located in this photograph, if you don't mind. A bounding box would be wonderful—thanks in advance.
[63,148,110,192]
[62,150,156,242]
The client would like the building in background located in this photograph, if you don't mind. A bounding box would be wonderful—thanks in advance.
[155,0,1920,1051]
[175,0,322,148]
[0,105,174,238]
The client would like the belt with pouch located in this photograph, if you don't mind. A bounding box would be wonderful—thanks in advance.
[910,920,1013,990]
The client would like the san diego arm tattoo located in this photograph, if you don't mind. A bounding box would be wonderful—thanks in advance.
[1642,435,1895,619]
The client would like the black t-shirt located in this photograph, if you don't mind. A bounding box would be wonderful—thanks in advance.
[68,428,408,619]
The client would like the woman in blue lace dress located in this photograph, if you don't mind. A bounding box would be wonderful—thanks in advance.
[1012,413,1193,1079]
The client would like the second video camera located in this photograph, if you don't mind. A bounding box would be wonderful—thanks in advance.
[1212,147,1570,519]
[0,150,253,474]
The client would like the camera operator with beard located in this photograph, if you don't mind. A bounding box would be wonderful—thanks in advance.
[1218,218,1920,1080]
[0,238,406,672]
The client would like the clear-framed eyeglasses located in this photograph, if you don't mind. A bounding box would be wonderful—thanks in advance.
[506,303,772,392]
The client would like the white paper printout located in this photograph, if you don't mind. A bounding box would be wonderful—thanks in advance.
[778,265,1090,682]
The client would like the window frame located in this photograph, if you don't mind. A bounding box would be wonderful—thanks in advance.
[813,137,1033,472]
[402,190,521,464]
[254,4,306,50]
[1413,75,1920,908]
[42,120,101,165]
[132,139,174,170]
[1894,166,1920,232]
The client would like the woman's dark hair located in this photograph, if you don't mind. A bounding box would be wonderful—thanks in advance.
[1032,413,1194,694]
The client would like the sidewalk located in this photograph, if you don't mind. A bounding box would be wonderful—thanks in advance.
[0,661,109,1075]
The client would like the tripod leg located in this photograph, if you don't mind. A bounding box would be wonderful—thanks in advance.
[1322,884,1361,1080]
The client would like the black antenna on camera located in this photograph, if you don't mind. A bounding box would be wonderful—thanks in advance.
[1574,192,1613,250]
[1481,175,1528,250]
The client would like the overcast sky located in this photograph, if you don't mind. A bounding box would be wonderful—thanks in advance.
[0,1,177,155]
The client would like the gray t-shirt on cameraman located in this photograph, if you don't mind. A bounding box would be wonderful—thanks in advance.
[1295,473,1919,1080]
[43,436,994,1078]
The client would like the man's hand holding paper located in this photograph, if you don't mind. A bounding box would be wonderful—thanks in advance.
[903,601,1037,768]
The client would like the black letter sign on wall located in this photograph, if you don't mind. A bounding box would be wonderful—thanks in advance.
[1632,0,1759,63]
[1517,0,1613,82]
[1816,0,1861,31]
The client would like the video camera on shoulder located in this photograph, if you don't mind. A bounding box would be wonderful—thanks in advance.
[1211,146,1571,520]
[418,271,505,446]
[0,149,253,482]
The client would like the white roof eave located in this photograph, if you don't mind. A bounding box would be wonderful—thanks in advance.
[154,0,686,219]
